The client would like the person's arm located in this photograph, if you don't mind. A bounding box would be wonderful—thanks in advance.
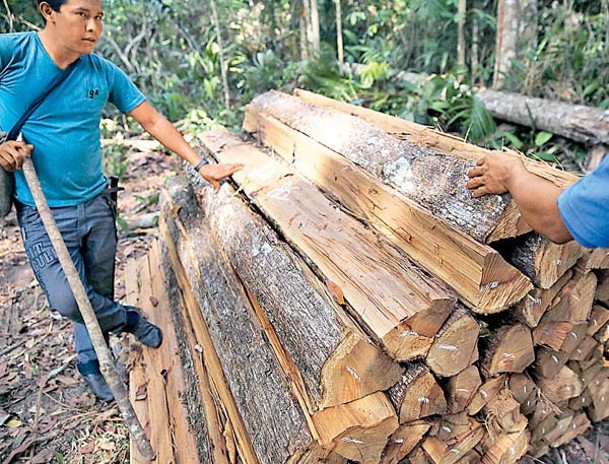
[465,152,573,244]
[127,101,242,191]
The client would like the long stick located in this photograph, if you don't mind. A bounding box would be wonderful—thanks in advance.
[22,157,156,461]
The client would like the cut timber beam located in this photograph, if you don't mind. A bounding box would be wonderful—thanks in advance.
[496,233,583,289]
[388,363,447,423]
[312,392,399,463]
[249,91,525,244]
[243,106,531,314]
[513,270,572,328]
[188,168,403,411]
[422,418,485,464]
[161,179,334,463]
[293,88,579,190]
[425,305,479,377]
[196,130,456,362]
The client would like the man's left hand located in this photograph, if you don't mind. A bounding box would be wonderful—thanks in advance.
[199,163,244,192]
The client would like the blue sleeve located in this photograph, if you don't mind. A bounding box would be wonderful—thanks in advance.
[558,157,609,248]
[106,60,146,113]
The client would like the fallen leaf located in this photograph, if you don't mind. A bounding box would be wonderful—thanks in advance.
[31,447,56,463]
[79,442,95,454]
[0,410,10,425]
[5,418,22,428]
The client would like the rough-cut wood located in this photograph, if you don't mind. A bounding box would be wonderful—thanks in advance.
[243,107,532,314]
[388,363,447,423]
[587,378,609,421]
[539,270,597,323]
[312,392,399,463]
[482,390,528,435]
[161,179,316,463]
[408,446,433,464]
[431,413,472,442]
[536,365,583,404]
[547,413,591,448]
[578,248,609,271]
[597,271,609,305]
[570,336,601,362]
[477,88,609,146]
[479,429,529,464]
[445,365,482,414]
[508,373,537,409]
[533,345,574,379]
[422,419,484,464]
[196,130,455,362]
[533,321,587,352]
[126,242,203,464]
[293,88,579,190]
[425,306,479,377]
[187,167,403,411]
[481,324,535,376]
[468,376,506,416]
[588,304,609,337]
[497,233,583,289]
[251,90,525,244]
[512,270,573,328]
[380,420,430,464]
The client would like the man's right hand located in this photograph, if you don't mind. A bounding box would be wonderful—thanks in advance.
[0,141,34,172]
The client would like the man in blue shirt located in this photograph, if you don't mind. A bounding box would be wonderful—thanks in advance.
[0,0,242,401]
[466,152,609,249]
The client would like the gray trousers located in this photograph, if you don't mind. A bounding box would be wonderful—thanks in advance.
[16,193,127,364]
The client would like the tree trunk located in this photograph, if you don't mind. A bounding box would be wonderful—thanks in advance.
[243,105,531,314]
[209,0,230,109]
[493,0,519,89]
[196,130,455,362]
[478,88,609,145]
[335,0,344,73]
[457,0,467,67]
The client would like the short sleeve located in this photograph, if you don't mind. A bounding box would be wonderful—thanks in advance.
[558,157,609,248]
[107,61,146,113]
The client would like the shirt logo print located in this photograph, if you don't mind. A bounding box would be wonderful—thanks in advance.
[88,88,100,99]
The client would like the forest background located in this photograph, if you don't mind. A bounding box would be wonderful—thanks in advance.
[1,0,608,173]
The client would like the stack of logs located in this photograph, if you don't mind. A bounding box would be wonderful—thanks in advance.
[158,89,609,464]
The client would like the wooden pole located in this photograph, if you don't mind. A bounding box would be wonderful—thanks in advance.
[21,157,157,461]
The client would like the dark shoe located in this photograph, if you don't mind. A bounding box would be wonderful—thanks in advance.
[124,306,163,348]
[77,360,114,403]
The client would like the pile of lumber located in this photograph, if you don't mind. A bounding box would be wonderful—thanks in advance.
[157,89,609,464]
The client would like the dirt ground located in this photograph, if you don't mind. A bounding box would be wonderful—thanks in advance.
[0,141,180,463]
[2,140,609,463]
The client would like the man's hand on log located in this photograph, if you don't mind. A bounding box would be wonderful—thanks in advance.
[198,163,244,192]
[0,141,34,172]
[465,152,526,198]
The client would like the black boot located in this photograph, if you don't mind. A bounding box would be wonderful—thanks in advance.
[77,360,114,402]
[124,306,163,348]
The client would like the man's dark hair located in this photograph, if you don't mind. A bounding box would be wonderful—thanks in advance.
[36,0,67,12]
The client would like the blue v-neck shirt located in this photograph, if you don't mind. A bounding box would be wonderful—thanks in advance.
[0,32,145,207]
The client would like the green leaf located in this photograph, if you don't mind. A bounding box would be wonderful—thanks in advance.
[534,131,553,147]
[532,151,556,162]
[497,130,524,149]
[55,452,66,464]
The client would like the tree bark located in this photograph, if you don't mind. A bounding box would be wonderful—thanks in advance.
[209,0,230,109]
[243,106,532,314]
[478,88,609,145]
[457,0,467,67]
[197,130,456,363]
[335,0,344,73]
[493,0,518,89]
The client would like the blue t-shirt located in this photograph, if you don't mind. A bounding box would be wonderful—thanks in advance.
[558,156,609,248]
[0,32,145,207]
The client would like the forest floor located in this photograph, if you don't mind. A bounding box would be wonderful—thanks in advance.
[0,140,180,463]
[1,139,609,463]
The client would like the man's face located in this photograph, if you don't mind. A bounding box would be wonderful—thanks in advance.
[48,0,104,55]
